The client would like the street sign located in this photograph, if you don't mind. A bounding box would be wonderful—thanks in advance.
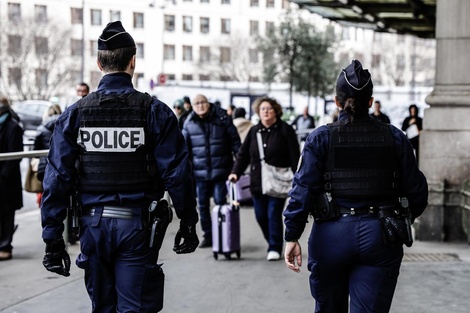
[158,74,167,86]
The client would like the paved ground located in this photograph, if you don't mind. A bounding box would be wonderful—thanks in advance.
[1,159,470,312]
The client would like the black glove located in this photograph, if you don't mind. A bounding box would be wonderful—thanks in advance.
[43,238,71,277]
[379,215,413,247]
[173,223,199,254]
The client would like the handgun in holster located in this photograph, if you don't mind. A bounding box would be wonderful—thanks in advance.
[148,199,173,251]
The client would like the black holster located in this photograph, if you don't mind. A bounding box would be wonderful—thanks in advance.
[312,192,339,222]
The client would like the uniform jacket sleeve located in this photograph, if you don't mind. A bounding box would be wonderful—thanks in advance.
[148,99,198,227]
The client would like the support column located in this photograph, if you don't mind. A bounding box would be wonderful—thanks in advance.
[418,0,470,241]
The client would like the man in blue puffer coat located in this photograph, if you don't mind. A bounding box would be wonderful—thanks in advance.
[182,94,241,247]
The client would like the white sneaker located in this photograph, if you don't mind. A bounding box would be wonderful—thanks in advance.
[267,251,281,261]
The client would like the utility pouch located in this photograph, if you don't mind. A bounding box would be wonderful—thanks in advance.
[312,192,339,222]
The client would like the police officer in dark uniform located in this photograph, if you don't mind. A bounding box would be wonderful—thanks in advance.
[283,60,428,313]
[41,21,199,313]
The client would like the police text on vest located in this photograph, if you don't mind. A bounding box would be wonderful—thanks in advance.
[78,127,145,152]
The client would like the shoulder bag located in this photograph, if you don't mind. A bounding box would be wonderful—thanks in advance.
[256,131,293,198]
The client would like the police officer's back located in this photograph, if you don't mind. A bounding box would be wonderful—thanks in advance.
[41,21,199,313]
[284,60,428,313]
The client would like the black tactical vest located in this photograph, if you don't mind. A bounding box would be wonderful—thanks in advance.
[324,118,401,199]
[76,92,157,193]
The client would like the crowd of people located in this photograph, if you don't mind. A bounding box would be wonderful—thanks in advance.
[0,20,429,313]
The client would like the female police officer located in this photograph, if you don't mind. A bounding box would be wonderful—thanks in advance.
[41,21,199,313]
[283,60,428,313]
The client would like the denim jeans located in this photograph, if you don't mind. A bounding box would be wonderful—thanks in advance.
[195,180,228,239]
[252,194,286,254]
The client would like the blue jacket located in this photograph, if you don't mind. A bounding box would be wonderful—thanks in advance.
[284,110,429,240]
[41,73,198,240]
[182,104,241,182]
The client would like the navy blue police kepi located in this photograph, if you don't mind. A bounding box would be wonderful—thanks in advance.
[336,60,373,97]
[98,21,135,50]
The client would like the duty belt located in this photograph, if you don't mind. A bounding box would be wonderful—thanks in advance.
[82,206,134,219]
[339,205,398,216]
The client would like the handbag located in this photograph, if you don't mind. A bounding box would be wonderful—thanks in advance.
[24,157,43,193]
[256,132,293,198]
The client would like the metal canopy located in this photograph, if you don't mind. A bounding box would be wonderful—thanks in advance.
[291,0,437,38]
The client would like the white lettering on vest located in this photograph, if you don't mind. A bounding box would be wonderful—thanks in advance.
[78,127,145,152]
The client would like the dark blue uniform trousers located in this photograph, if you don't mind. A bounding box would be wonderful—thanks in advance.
[76,207,164,313]
[308,214,403,313]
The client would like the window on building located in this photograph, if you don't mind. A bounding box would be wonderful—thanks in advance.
[8,35,22,55]
[35,69,48,89]
[35,37,48,55]
[200,17,210,33]
[282,0,290,9]
[266,0,275,8]
[221,18,231,34]
[136,43,144,58]
[183,45,193,61]
[249,49,258,63]
[200,46,211,62]
[90,40,97,56]
[164,15,175,31]
[166,74,175,80]
[9,67,22,86]
[182,74,193,81]
[250,0,259,7]
[201,0,209,3]
[134,12,144,28]
[90,71,102,89]
[249,76,259,82]
[34,5,47,23]
[8,3,21,23]
[372,54,381,67]
[134,73,144,89]
[164,45,175,60]
[71,8,83,24]
[71,71,81,85]
[71,39,83,56]
[397,54,405,69]
[110,10,121,22]
[220,74,231,81]
[199,74,210,81]
[265,21,275,35]
[220,47,230,63]
[91,9,102,26]
[221,0,230,3]
[183,16,193,32]
[250,20,259,36]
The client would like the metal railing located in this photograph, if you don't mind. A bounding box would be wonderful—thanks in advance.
[0,149,48,161]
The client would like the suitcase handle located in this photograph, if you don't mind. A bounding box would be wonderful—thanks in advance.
[229,181,240,209]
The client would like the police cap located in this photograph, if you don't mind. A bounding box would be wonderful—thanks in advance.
[336,60,373,98]
[98,21,135,51]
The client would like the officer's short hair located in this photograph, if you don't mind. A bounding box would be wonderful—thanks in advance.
[98,47,136,72]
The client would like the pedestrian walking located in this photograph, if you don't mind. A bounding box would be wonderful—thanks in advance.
[229,96,300,261]
[40,21,199,313]
[284,60,428,312]
[0,96,24,261]
[182,94,241,248]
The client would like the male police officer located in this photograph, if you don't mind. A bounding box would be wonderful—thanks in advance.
[41,21,199,312]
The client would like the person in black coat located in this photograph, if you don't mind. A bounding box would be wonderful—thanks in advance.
[0,97,24,261]
[401,104,423,164]
[182,94,241,248]
[229,96,300,261]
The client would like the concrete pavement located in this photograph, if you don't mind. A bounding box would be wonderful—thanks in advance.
[1,178,470,312]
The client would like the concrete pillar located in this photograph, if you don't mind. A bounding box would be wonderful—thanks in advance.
[419,0,470,241]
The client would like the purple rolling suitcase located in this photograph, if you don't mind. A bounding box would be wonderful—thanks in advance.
[211,182,241,260]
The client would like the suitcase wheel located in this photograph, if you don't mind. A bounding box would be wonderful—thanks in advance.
[213,252,218,260]
[224,253,232,260]
[236,250,241,259]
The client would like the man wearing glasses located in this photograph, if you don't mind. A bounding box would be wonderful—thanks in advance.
[182,94,241,248]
